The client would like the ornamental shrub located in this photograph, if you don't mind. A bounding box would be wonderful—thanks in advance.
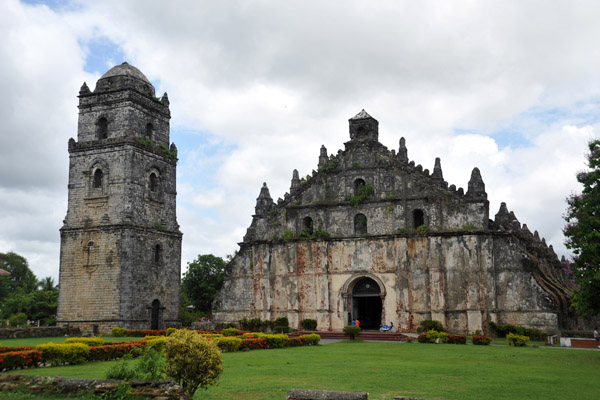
[302,334,321,345]
[36,343,89,366]
[507,332,530,347]
[105,351,139,380]
[111,327,128,337]
[417,332,429,343]
[239,317,263,332]
[164,329,223,400]
[146,336,167,352]
[222,327,239,337]
[137,348,167,380]
[65,337,105,346]
[435,331,449,343]
[472,335,492,345]
[417,320,446,333]
[446,334,467,344]
[300,318,318,331]
[343,325,362,340]
[216,336,242,352]
[273,317,290,334]
[166,328,177,336]
[487,321,548,341]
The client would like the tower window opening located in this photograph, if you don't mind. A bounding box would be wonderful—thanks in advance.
[149,173,157,192]
[413,209,425,228]
[97,117,108,140]
[93,169,103,189]
[145,123,154,139]
[154,244,161,263]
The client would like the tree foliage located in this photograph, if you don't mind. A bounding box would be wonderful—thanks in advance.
[0,252,58,325]
[0,252,38,298]
[563,139,600,316]
[181,254,226,313]
[165,329,223,399]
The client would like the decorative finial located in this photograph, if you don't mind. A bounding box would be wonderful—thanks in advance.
[79,82,91,95]
[466,167,487,200]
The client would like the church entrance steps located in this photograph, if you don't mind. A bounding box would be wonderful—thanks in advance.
[291,331,408,342]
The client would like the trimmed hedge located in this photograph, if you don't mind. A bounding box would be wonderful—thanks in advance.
[111,327,167,337]
[302,334,321,345]
[65,337,105,346]
[0,346,35,354]
[87,340,148,362]
[0,350,42,370]
[239,338,268,350]
[36,343,89,366]
[216,336,243,351]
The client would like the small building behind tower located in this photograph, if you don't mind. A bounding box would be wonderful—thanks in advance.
[57,63,182,333]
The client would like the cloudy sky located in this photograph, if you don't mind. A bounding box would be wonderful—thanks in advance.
[1,0,598,281]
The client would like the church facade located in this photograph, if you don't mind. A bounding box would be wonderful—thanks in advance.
[56,63,182,333]
[212,110,574,334]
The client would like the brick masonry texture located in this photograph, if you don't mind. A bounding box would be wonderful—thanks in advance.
[57,63,182,334]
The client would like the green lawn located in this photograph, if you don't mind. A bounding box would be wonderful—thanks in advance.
[2,341,599,399]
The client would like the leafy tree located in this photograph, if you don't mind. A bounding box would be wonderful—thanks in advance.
[165,329,223,399]
[0,252,38,296]
[0,252,58,325]
[181,254,226,314]
[563,139,600,316]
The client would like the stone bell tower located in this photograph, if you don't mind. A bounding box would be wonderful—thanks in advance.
[57,62,182,333]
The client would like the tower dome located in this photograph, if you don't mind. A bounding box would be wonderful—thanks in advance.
[94,62,155,97]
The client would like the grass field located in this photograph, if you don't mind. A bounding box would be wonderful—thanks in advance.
[2,339,599,400]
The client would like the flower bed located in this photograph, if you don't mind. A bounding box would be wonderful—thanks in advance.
[0,350,42,370]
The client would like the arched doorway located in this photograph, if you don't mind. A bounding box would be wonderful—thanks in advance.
[352,278,382,329]
[150,299,161,330]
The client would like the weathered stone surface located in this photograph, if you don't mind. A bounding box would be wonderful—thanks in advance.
[57,63,182,333]
[213,111,578,334]
[287,388,368,400]
[0,375,185,399]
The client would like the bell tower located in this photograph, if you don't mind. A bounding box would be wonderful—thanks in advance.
[57,63,182,333]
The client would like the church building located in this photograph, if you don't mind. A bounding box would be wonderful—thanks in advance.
[56,63,182,333]
[213,110,574,334]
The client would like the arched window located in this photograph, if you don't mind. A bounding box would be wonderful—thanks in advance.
[97,117,108,140]
[354,178,366,194]
[303,217,314,235]
[354,213,367,235]
[413,209,425,228]
[153,244,161,263]
[93,169,103,189]
[145,123,154,139]
[149,173,157,192]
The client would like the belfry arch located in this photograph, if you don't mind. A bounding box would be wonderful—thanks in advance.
[342,273,386,330]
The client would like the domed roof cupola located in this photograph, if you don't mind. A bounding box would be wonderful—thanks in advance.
[94,62,155,97]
